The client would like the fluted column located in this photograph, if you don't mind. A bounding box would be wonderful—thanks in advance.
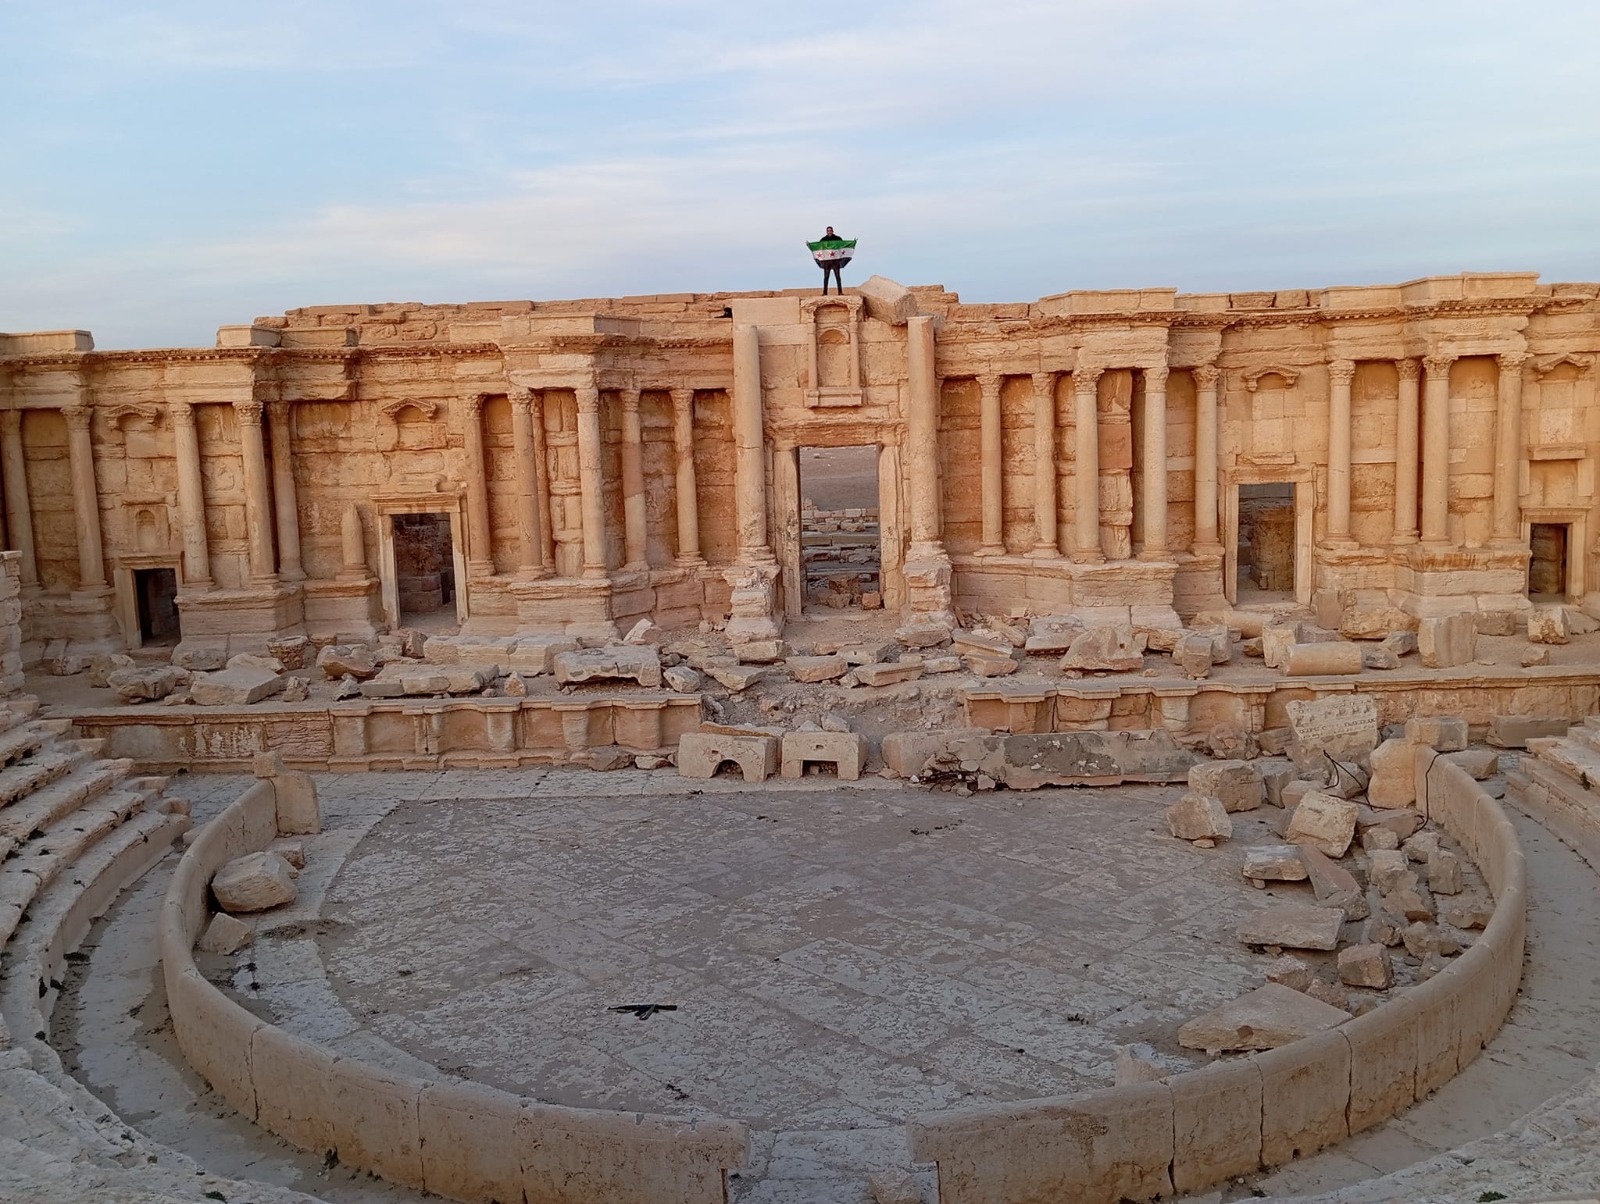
[977,373,1004,555]
[461,393,494,575]
[1493,351,1526,544]
[905,315,945,558]
[1072,367,1104,563]
[170,402,212,588]
[732,325,774,563]
[1420,354,1454,546]
[1326,359,1356,546]
[574,384,609,578]
[267,400,303,581]
[1192,365,1221,552]
[619,388,647,569]
[670,388,702,565]
[1,411,38,588]
[1139,366,1169,558]
[233,400,276,583]
[63,405,107,589]
[1394,359,1421,543]
[508,387,548,579]
[1031,372,1058,557]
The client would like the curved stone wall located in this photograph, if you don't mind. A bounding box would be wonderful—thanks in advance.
[160,778,750,1204]
[908,754,1527,1203]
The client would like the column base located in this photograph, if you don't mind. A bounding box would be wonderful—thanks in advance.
[516,565,552,582]
[1030,544,1061,560]
[1320,536,1359,552]
[724,561,783,644]
[975,544,1005,557]
[674,555,707,570]
[1073,552,1106,566]
[1136,548,1172,563]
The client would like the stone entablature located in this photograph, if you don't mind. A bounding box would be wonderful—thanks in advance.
[1,272,1597,658]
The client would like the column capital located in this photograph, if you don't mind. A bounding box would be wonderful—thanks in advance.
[670,386,696,412]
[621,387,641,414]
[62,404,93,433]
[975,371,1002,391]
[508,385,535,410]
[1396,357,1422,382]
[169,400,197,427]
[575,384,601,414]
[233,399,264,423]
[464,391,489,419]
[1327,359,1356,386]
[1422,353,1454,376]
[1073,366,1103,394]
[1497,351,1529,372]
[1192,363,1220,390]
[1031,370,1056,390]
[1143,365,1169,390]
[0,409,19,436]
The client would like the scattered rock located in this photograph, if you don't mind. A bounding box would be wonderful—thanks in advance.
[1367,737,1418,809]
[190,666,285,707]
[1297,842,1367,918]
[553,646,663,688]
[1418,614,1477,669]
[1428,849,1464,895]
[1242,845,1307,884]
[1284,791,1360,858]
[503,673,529,697]
[1404,715,1467,752]
[1368,850,1413,894]
[634,753,672,770]
[1304,977,1352,1012]
[280,676,310,703]
[895,623,951,650]
[1383,880,1436,923]
[708,664,766,692]
[1059,626,1146,672]
[265,635,312,670]
[1265,954,1315,992]
[1443,899,1493,930]
[582,746,635,771]
[1173,635,1214,680]
[87,653,135,688]
[787,655,848,683]
[1338,943,1393,989]
[623,618,659,645]
[1362,647,1401,671]
[1236,903,1345,951]
[1528,606,1570,645]
[334,674,361,700]
[1165,793,1233,843]
[1207,722,1258,761]
[211,852,297,913]
[966,653,1019,677]
[1364,915,1403,947]
[1521,646,1551,668]
[198,913,254,955]
[820,712,852,733]
[1178,983,1352,1053]
[173,642,227,672]
[317,644,378,681]
[664,665,701,693]
[1361,826,1400,852]
[856,662,924,688]
[734,639,786,664]
[1188,760,1264,812]
[107,665,189,704]
[1381,630,1418,656]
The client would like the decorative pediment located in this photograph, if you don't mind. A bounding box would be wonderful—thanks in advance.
[1241,365,1301,392]
[105,403,162,427]
[379,398,439,422]
[1534,353,1592,378]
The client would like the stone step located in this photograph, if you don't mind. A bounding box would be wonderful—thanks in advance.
[0,747,90,810]
[0,724,45,771]
[0,759,133,847]
[1536,738,1600,793]
[1565,724,1600,757]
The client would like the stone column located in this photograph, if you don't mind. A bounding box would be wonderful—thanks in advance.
[461,393,494,576]
[1493,351,1526,544]
[977,373,1004,555]
[1139,366,1170,558]
[732,325,774,562]
[339,504,367,578]
[1420,354,1454,546]
[1192,365,1221,552]
[267,401,303,581]
[574,383,609,577]
[1326,359,1356,546]
[508,387,549,579]
[0,411,37,587]
[670,388,702,565]
[63,405,107,589]
[1394,358,1421,543]
[905,315,945,558]
[1031,372,1058,557]
[170,402,212,588]
[619,387,648,569]
[233,400,277,583]
[1072,367,1104,563]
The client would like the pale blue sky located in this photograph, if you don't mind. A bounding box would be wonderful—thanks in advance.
[3,1,1598,348]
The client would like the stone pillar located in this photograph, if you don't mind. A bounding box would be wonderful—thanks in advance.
[574,384,609,578]
[1493,351,1526,544]
[1326,359,1356,546]
[670,388,702,565]
[339,504,367,578]
[63,405,107,589]
[1394,359,1421,543]
[508,387,549,579]
[1031,372,1058,557]
[170,402,212,588]
[1420,355,1453,546]
[619,387,648,569]
[732,325,773,562]
[233,400,277,583]
[267,401,303,581]
[1072,368,1104,563]
[905,315,945,558]
[1139,366,1169,558]
[461,393,494,575]
[977,373,1004,555]
[0,411,37,587]
[1192,365,1221,552]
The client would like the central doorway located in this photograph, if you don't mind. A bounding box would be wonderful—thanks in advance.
[1236,482,1296,603]
[799,444,881,610]
[1529,522,1569,599]
[134,567,180,646]
[392,512,459,629]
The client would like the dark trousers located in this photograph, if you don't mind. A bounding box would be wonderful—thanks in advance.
[820,262,843,294]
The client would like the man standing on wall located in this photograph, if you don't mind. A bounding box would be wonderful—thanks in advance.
[807,227,856,295]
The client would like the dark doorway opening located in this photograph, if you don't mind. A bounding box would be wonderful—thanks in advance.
[1529,523,1569,599]
[135,567,181,645]
[393,512,458,627]
[799,445,881,610]
[1238,482,1295,602]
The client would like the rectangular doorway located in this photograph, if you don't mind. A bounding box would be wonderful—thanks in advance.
[799,445,881,611]
[392,512,460,630]
[134,567,180,646]
[1529,522,1569,599]
[1237,482,1296,602]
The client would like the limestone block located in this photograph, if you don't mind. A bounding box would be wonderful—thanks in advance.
[229,651,284,672]
[108,665,189,704]
[677,732,778,782]
[506,636,580,674]
[1521,646,1551,667]
[1418,614,1476,669]
[1255,1029,1351,1167]
[1487,714,1569,748]
[87,653,135,687]
[211,851,298,913]
[1362,826,1400,852]
[1382,880,1435,922]
[1173,635,1213,680]
[1367,738,1418,809]
[254,751,321,835]
[198,912,253,955]
[856,662,923,687]
[1528,606,1570,645]
[1060,626,1146,672]
[266,634,312,670]
[318,643,379,681]
[1262,763,1295,806]
[553,646,662,688]
[708,664,766,691]
[1187,760,1263,812]
[1284,792,1359,858]
[953,631,1013,658]
[1444,748,1498,779]
[1298,843,1366,919]
[663,665,701,693]
[838,640,897,665]
[1368,850,1412,894]
[1265,955,1316,991]
[966,653,1018,677]
[1283,641,1363,676]
[190,666,285,707]
[1260,622,1298,670]
[1340,604,1416,641]
[781,731,867,780]
[896,623,952,649]
[1237,903,1346,951]
[1169,1059,1263,1193]
[1178,983,1351,1053]
[855,274,920,324]
[1286,695,1379,765]
[1207,722,1257,761]
[1382,630,1418,656]
[623,618,659,645]
[734,639,786,664]
[1404,715,1467,752]
[173,641,228,671]
[786,655,847,683]
[923,654,961,673]
[1363,647,1400,670]
[1428,849,1464,894]
[1165,793,1232,842]
[1023,630,1079,654]
[1242,845,1308,883]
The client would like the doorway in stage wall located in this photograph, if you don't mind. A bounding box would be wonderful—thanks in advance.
[1237,482,1296,603]
[133,567,180,646]
[799,445,881,612]
[392,512,460,631]
[1529,522,1570,600]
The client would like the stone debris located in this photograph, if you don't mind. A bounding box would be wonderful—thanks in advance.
[1113,1042,1169,1086]
[502,673,529,697]
[316,643,378,680]
[1357,806,1423,843]
[1362,826,1401,852]
[1188,760,1264,812]
[1381,630,1418,656]
[1286,694,1380,765]
[189,666,285,707]
[1367,737,1418,809]
[1242,844,1307,885]
[1428,849,1465,894]
[734,639,787,664]
[1528,606,1571,644]
[838,640,897,665]
[1166,793,1233,843]
[1403,830,1442,863]
[1283,640,1364,676]
[1265,954,1316,992]
[1444,898,1494,930]
[553,646,663,688]
[786,655,848,683]
[265,634,312,669]
[1304,977,1352,1012]
[1521,645,1552,667]
[623,618,658,645]
[334,674,361,700]
[197,912,254,955]
[1173,634,1214,679]
[1382,879,1436,922]
[895,623,951,650]
[967,653,1019,677]
[1405,715,1468,752]
[922,655,962,674]
[1178,983,1352,1054]
[280,676,310,702]
[1206,722,1258,761]
[581,746,634,771]
[1284,791,1360,858]
[107,665,189,704]
[1368,850,1413,894]
[1418,613,1477,669]
[211,851,298,913]
[87,653,135,687]
[1260,763,1295,806]
[856,662,923,688]
[227,652,284,673]
[1236,903,1345,951]
[952,631,1012,659]
[634,753,672,770]
[867,1168,923,1204]
[1487,714,1570,748]
[1059,626,1146,672]
[1298,843,1368,919]
[173,641,227,671]
[708,664,766,692]
[663,665,701,693]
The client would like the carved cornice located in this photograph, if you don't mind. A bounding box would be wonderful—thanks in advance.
[1533,352,1590,376]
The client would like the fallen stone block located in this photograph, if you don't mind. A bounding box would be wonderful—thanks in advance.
[1284,792,1360,858]
[1206,722,1257,761]
[1403,830,1442,863]
[999,729,1199,789]
[786,655,848,683]
[198,912,254,955]
[1261,764,1296,806]
[1362,648,1400,671]
[317,643,378,681]
[1361,826,1400,852]
[1188,760,1264,812]
[1286,694,1379,765]
[1444,899,1493,930]
[838,640,898,665]
[1060,626,1146,672]
[211,852,297,913]
[190,666,285,707]
[1237,903,1346,951]
[88,653,135,688]
[1265,955,1316,991]
[1487,714,1570,748]
[1340,604,1416,641]
[856,662,923,688]
[1242,845,1307,884]
[1368,850,1412,894]
[1367,737,1417,810]
[734,639,786,664]
[1283,641,1364,676]
[677,731,778,782]
[254,750,320,835]
[623,618,658,645]
[664,665,701,693]
[1297,843,1366,918]
[1528,606,1570,645]
[1443,749,1498,779]
[1178,983,1351,1053]
[781,731,867,780]
[107,665,189,704]
[1306,977,1352,1012]
[1382,630,1418,656]
[1172,635,1214,680]
[1521,646,1551,667]
[922,655,961,674]
[1428,849,1464,895]
[1358,806,1422,843]
[505,636,580,674]
[173,641,228,672]
[1418,614,1476,669]
[952,631,1013,659]
[896,623,951,649]
[880,729,990,777]
[1167,793,1232,842]
[553,646,662,688]
[966,653,1018,677]
[1382,880,1436,922]
[708,664,766,691]
[1404,715,1467,752]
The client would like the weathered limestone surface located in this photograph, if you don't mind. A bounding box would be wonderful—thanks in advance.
[190,666,285,707]
[553,647,662,688]
[1178,983,1351,1052]
[211,851,298,912]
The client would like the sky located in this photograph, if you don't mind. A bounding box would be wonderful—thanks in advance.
[3,1,1598,349]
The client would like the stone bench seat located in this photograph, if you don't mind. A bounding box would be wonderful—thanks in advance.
[0,745,92,809]
[0,759,133,845]
[780,731,867,780]
[677,731,778,782]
